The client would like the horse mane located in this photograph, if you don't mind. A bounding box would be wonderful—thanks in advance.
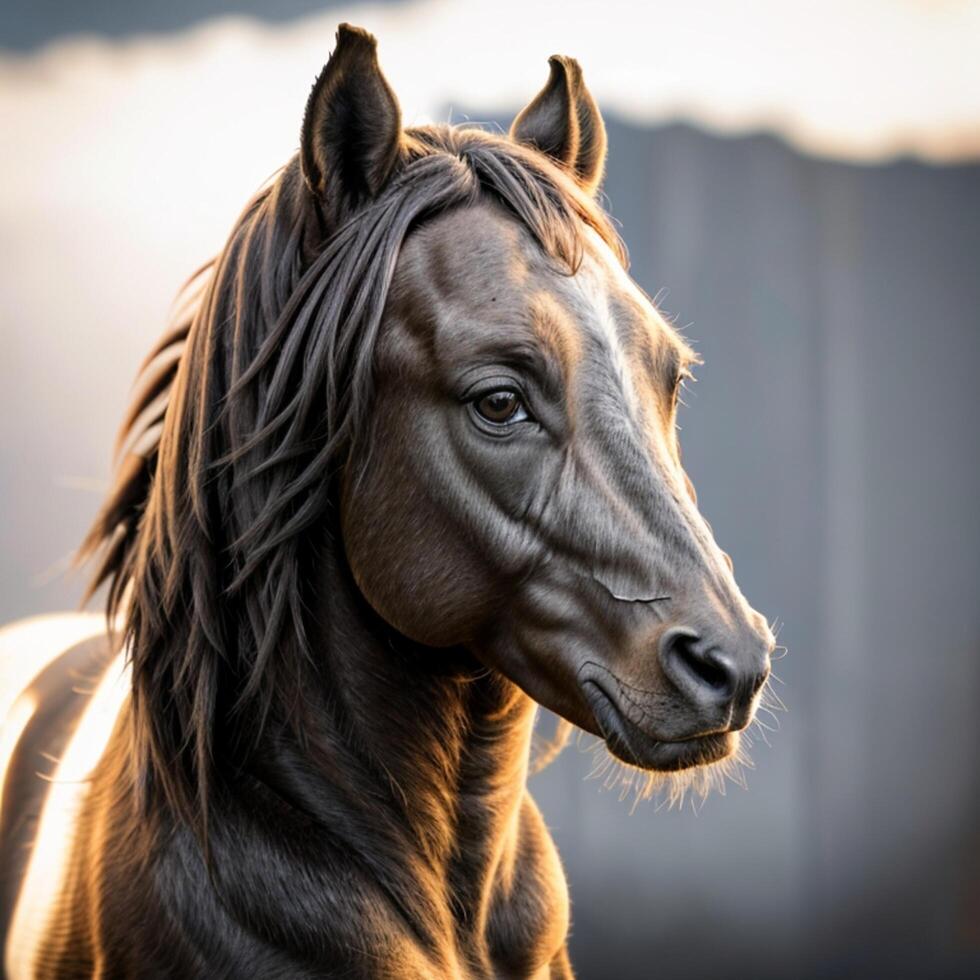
[80,124,626,838]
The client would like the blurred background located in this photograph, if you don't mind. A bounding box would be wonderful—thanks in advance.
[2,2,979,977]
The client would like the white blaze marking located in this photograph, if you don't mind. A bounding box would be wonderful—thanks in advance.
[572,237,643,423]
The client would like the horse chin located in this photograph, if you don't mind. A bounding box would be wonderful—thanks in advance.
[582,678,738,773]
[609,730,736,773]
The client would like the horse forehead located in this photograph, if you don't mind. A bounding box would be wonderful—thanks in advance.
[390,206,673,387]
[579,230,630,287]
[397,204,541,302]
[568,232,665,344]
[557,237,673,421]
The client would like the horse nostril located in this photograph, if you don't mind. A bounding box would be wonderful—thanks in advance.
[658,627,737,704]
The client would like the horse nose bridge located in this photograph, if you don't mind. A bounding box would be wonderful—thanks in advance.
[636,461,743,604]
[564,419,757,625]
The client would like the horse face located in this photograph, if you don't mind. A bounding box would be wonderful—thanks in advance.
[342,201,774,774]
[302,26,773,774]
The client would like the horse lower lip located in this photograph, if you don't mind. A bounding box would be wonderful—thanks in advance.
[581,679,729,771]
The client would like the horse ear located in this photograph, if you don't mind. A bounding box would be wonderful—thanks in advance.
[301,24,403,224]
[510,55,607,196]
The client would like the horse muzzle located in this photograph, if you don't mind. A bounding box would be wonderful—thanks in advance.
[580,620,772,771]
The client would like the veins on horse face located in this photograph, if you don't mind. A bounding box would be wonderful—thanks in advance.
[589,573,671,607]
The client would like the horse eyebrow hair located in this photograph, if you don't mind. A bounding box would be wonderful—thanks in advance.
[651,306,701,369]
[648,319,701,377]
[465,327,558,374]
[672,341,702,376]
[481,338,568,402]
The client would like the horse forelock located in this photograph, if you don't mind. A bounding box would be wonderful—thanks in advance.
[78,124,625,838]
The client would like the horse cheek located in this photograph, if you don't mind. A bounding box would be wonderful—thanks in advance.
[340,466,501,648]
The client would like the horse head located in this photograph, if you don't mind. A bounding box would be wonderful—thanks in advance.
[311,26,776,779]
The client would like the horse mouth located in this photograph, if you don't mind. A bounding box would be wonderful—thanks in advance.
[582,679,734,772]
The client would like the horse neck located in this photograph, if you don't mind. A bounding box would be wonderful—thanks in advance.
[247,543,538,903]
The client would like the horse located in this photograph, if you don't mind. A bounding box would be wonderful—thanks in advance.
[0,24,775,979]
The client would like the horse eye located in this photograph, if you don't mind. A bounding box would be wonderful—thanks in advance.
[474,390,524,425]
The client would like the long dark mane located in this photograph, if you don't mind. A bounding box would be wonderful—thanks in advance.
[81,125,625,839]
